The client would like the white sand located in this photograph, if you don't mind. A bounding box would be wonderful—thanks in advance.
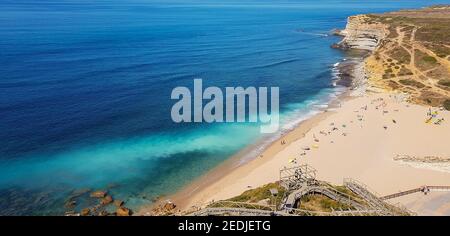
[176,92,450,215]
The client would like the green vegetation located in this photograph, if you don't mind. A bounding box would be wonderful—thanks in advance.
[416,21,450,45]
[438,80,450,87]
[398,67,413,76]
[227,182,286,206]
[298,194,353,212]
[415,50,439,70]
[423,55,437,63]
[388,27,398,38]
[389,47,411,64]
[399,79,426,88]
[382,73,393,79]
[387,80,401,89]
[334,185,357,197]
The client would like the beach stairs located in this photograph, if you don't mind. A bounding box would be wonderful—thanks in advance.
[343,178,413,216]
[279,165,368,213]
[188,201,287,216]
[319,183,366,210]
[282,182,308,209]
[189,207,281,216]
[281,182,365,212]
[187,166,417,216]
[343,178,385,209]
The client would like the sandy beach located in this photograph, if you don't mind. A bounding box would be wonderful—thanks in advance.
[142,89,450,215]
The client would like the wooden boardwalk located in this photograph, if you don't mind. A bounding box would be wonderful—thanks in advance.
[186,165,417,216]
[381,186,450,200]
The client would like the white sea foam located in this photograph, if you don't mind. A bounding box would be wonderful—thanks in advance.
[236,85,347,165]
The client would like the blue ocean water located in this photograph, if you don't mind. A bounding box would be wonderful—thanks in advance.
[0,0,447,215]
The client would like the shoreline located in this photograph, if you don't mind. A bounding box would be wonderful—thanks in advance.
[138,100,339,215]
[138,58,365,215]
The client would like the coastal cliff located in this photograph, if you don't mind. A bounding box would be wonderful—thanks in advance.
[336,15,387,51]
[338,6,450,110]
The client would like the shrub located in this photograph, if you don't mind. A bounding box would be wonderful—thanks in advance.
[399,79,425,88]
[423,56,437,63]
[444,100,450,111]
[438,80,450,87]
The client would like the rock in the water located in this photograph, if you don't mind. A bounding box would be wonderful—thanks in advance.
[70,188,91,198]
[331,28,345,36]
[330,43,341,49]
[80,208,90,216]
[116,207,131,216]
[90,190,106,198]
[100,195,113,205]
[64,200,76,208]
[149,201,177,216]
[113,200,124,207]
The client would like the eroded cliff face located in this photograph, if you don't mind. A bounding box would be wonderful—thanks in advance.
[337,15,387,51]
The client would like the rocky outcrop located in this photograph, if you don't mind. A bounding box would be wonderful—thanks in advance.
[100,195,113,205]
[80,208,90,216]
[114,200,124,207]
[147,201,178,216]
[116,207,131,216]
[336,15,386,51]
[64,188,129,216]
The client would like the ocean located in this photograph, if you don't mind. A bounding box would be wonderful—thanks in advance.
[0,0,447,215]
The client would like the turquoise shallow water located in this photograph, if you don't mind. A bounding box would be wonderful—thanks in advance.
[0,0,448,215]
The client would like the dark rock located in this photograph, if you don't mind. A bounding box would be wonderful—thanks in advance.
[113,200,124,207]
[80,208,90,216]
[116,207,131,216]
[331,43,341,49]
[64,200,76,209]
[100,195,113,205]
